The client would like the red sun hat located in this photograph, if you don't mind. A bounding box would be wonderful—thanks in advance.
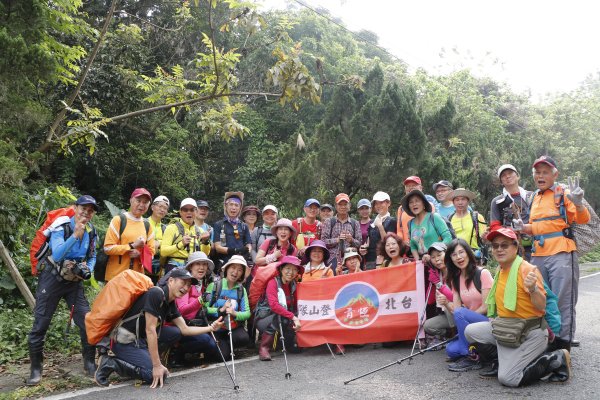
[403,176,422,185]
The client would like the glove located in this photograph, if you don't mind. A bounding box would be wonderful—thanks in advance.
[227,247,242,256]
[566,176,584,206]
[512,218,524,232]
[241,246,250,256]
[428,267,440,285]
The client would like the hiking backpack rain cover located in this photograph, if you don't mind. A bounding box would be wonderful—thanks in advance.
[249,262,280,311]
[29,207,75,275]
[85,270,154,345]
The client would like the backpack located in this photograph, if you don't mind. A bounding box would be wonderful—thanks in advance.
[208,278,245,309]
[252,225,271,251]
[409,213,456,243]
[248,262,280,311]
[529,184,600,256]
[449,211,489,264]
[85,270,154,345]
[30,207,75,275]
[94,214,150,282]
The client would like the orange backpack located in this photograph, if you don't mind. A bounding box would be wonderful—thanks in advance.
[85,270,154,345]
[249,262,280,311]
[29,207,75,275]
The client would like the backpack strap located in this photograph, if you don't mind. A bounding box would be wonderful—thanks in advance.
[253,226,263,250]
[209,279,223,308]
[429,213,443,240]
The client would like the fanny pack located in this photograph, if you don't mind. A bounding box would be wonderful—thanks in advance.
[491,317,546,348]
[47,256,80,282]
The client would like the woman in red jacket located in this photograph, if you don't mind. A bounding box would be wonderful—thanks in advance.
[254,256,304,361]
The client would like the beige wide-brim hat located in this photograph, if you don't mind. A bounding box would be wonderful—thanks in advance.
[221,255,249,282]
[448,188,476,201]
[185,251,214,273]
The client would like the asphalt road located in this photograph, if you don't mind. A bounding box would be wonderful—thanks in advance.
[47,272,600,400]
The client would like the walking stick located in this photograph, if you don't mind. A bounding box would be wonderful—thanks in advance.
[325,343,336,359]
[344,335,458,385]
[202,311,239,390]
[227,315,236,381]
[277,316,292,379]
[410,281,434,356]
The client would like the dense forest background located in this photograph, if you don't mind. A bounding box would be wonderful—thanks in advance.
[1,0,599,366]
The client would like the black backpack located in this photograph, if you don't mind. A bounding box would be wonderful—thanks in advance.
[94,214,150,282]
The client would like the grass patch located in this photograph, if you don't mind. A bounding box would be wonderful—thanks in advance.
[581,244,600,263]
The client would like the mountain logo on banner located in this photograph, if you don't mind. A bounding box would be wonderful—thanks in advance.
[333,282,380,329]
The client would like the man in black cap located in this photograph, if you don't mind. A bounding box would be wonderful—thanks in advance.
[27,195,99,385]
[94,268,224,388]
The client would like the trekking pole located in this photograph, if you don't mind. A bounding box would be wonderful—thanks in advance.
[64,304,75,343]
[278,316,292,379]
[410,281,434,356]
[325,343,336,359]
[227,315,236,381]
[202,311,239,390]
[344,335,458,385]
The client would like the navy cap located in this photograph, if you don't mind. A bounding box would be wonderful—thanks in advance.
[159,268,199,285]
[196,200,210,209]
[304,198,320,208]
[75,195,99,211]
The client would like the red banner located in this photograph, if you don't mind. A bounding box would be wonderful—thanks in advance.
[296,262,425,347]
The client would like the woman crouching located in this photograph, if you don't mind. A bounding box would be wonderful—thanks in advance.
[255,256,304,361]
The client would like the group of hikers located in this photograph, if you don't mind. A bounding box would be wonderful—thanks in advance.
[26,155,590,389]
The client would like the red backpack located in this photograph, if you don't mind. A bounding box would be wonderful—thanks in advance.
[29,207,75,275]
[249,262,280,311]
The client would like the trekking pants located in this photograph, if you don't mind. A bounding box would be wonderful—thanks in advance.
[423,309,455,337]
[111,325,181,383]
[28,266,90,353]
[465,321,547,387]
[445,307,488,359]
[531,251,578,341]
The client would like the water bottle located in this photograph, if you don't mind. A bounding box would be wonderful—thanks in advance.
[220,229,226,246]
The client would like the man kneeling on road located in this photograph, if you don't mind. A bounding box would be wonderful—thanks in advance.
[95,269,223,388]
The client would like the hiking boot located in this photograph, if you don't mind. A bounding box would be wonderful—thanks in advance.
[26,350,43,386]
[259,333,274,361]
[427,336,447,351]
[168,352,186,369]
[82,344,97,376]
[448,356,482,372]
[479,361,499,379]
[334,344,345,355]
[95,354,143,386]
[547,349,571,383]
[519,349,565,386]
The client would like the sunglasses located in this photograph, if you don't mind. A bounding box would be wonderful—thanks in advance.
[181,208,196,213]
[492,242,515,250]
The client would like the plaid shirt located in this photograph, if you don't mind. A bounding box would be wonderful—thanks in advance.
[321,216,362,264]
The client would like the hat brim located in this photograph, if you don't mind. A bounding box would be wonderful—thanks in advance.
[486,229,517,242]
[277,261,305,276]
[185,258,215,273]
[77,201,99,211]
[401,191,432,217]
[450,189,476,201]
[300,243,330,265]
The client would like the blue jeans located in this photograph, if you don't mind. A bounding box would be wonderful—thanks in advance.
[175,333,219,360]
[111,325,181,383]
[446,307,488,359]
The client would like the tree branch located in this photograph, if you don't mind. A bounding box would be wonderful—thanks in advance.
[45,0,119,145]
[208,0,219,97]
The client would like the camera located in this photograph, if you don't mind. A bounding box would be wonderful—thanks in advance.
[71,262,92,280]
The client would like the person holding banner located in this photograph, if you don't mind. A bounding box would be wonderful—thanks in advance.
[255,256,303,361]
[401,190,452,263]
[377,232,411,268]
[301,240,333,282]
[444,239,493,372]
[336,248,363,275]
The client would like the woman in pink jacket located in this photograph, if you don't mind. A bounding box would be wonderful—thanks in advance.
[170,252,219,366]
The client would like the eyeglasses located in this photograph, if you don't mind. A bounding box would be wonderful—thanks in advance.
[450,250,467,258]
[181,208,195,213]
[492,242,515,250]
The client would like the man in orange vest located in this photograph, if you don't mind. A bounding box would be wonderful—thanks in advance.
[513,156,590,351]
